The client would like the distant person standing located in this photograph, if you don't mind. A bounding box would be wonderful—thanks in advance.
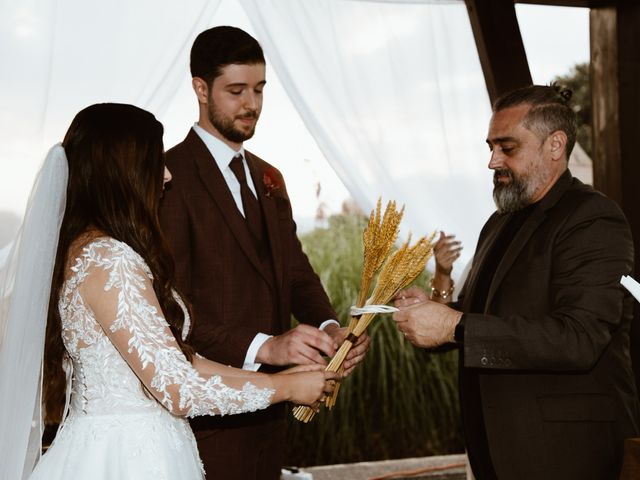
[429,231,463,305]
[160,26,369,479]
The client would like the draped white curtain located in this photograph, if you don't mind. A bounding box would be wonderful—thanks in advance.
[1,0,496,273]
[240,0,494,270]
[0,0,221,229]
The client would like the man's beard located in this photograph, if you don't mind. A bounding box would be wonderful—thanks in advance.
[492,168,538,214]
[207,101,258,144]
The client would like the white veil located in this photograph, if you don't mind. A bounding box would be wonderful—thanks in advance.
[0,144,68,479]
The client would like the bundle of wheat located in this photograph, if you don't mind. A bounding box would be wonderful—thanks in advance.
[293,199,435,423]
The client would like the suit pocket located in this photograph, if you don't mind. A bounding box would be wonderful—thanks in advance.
[538,395,617,478]
[538,393,616,422]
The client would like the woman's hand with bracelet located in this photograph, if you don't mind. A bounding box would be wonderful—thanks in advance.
[431,231,462,302]
[433,231,462,275]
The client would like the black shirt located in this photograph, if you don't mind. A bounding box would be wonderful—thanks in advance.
[460,202,538,480]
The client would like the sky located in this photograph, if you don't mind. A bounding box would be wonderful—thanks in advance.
[516,4,589,84]
[0,1,590,246]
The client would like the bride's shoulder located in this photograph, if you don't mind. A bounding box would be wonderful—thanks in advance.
[67,235,148,274]
[83,236,134,256]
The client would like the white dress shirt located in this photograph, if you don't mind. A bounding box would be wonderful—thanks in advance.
[192,124,339,371]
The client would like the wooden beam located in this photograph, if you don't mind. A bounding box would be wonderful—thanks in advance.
[616,5,640,223]
[591,7,620,202]
[613,3,640,392]
[515,0,612,7]
[591,3,640,393]
[591,4,640,262]
[465,0,533,104]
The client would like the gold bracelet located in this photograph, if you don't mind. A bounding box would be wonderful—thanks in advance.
[430,278,454,300]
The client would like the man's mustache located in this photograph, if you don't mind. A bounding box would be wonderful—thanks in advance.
[237,111,258,120]
[493,168,514,184]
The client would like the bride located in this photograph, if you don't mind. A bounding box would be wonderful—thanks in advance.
[0,103,338,479]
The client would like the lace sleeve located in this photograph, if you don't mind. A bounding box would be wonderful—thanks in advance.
[80,239,274,417]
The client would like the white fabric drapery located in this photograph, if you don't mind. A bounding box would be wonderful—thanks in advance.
[2,0,495,274]
[240,0,495,270]
[0,0,222,230]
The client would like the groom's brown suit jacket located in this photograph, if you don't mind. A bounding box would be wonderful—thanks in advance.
[160,129,336,479]
[455,171,640,479]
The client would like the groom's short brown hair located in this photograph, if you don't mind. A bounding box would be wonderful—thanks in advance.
[190,26,265,87]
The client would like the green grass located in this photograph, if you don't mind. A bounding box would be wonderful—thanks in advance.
[286,214,463,466]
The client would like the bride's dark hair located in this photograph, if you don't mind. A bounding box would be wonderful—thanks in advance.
[44,103,193,423]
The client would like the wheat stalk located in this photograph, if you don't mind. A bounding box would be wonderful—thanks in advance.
[328,199,403,409]
[293,224,435,423]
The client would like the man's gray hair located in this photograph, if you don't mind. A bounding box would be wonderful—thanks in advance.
[493,84,578,159]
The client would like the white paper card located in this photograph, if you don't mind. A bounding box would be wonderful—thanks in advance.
[620,275,640,303]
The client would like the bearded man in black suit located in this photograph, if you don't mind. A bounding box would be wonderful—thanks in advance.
[394,85,640,480]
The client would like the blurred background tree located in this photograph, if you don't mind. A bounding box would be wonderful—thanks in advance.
[285,213,463,467]
[553,62,591,157]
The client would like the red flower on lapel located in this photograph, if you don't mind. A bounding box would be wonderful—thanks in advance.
[262,167,282,197]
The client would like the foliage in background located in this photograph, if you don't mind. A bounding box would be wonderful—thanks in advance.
[285,214,463,467]
[553,62,591,157]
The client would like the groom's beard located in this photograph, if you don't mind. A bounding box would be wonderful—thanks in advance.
[492,167,538,214]
[207,101,259,144]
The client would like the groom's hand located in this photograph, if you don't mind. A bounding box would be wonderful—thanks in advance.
[323,324,371,376]
[256,324,338,366]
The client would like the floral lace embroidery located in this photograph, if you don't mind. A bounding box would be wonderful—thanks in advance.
[60,257,102,352]
[63,238,273,418]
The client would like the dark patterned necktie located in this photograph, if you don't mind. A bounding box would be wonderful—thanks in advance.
[229,154,264,244]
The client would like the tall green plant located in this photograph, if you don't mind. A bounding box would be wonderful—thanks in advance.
[286,214,463,466]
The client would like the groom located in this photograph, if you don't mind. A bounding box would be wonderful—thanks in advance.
[160,26,368,479]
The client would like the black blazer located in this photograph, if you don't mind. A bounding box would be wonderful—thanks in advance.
[457,170,640,479]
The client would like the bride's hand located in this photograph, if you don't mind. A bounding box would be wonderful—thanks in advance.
[280,364,325,375]
[273,370,340,406]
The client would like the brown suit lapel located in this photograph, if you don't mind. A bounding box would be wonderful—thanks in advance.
[246,151,283,291]
[184,130,275,288]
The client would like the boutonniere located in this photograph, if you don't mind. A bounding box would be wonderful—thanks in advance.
[262,167,282,197]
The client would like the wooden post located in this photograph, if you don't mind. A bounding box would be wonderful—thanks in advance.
[591,7,621,203]
[591,3,640,392]
[465,0,533,104]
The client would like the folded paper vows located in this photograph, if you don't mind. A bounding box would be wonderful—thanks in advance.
[621,275,640,303]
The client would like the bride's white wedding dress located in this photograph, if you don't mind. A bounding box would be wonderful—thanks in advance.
[30,237,274,479]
